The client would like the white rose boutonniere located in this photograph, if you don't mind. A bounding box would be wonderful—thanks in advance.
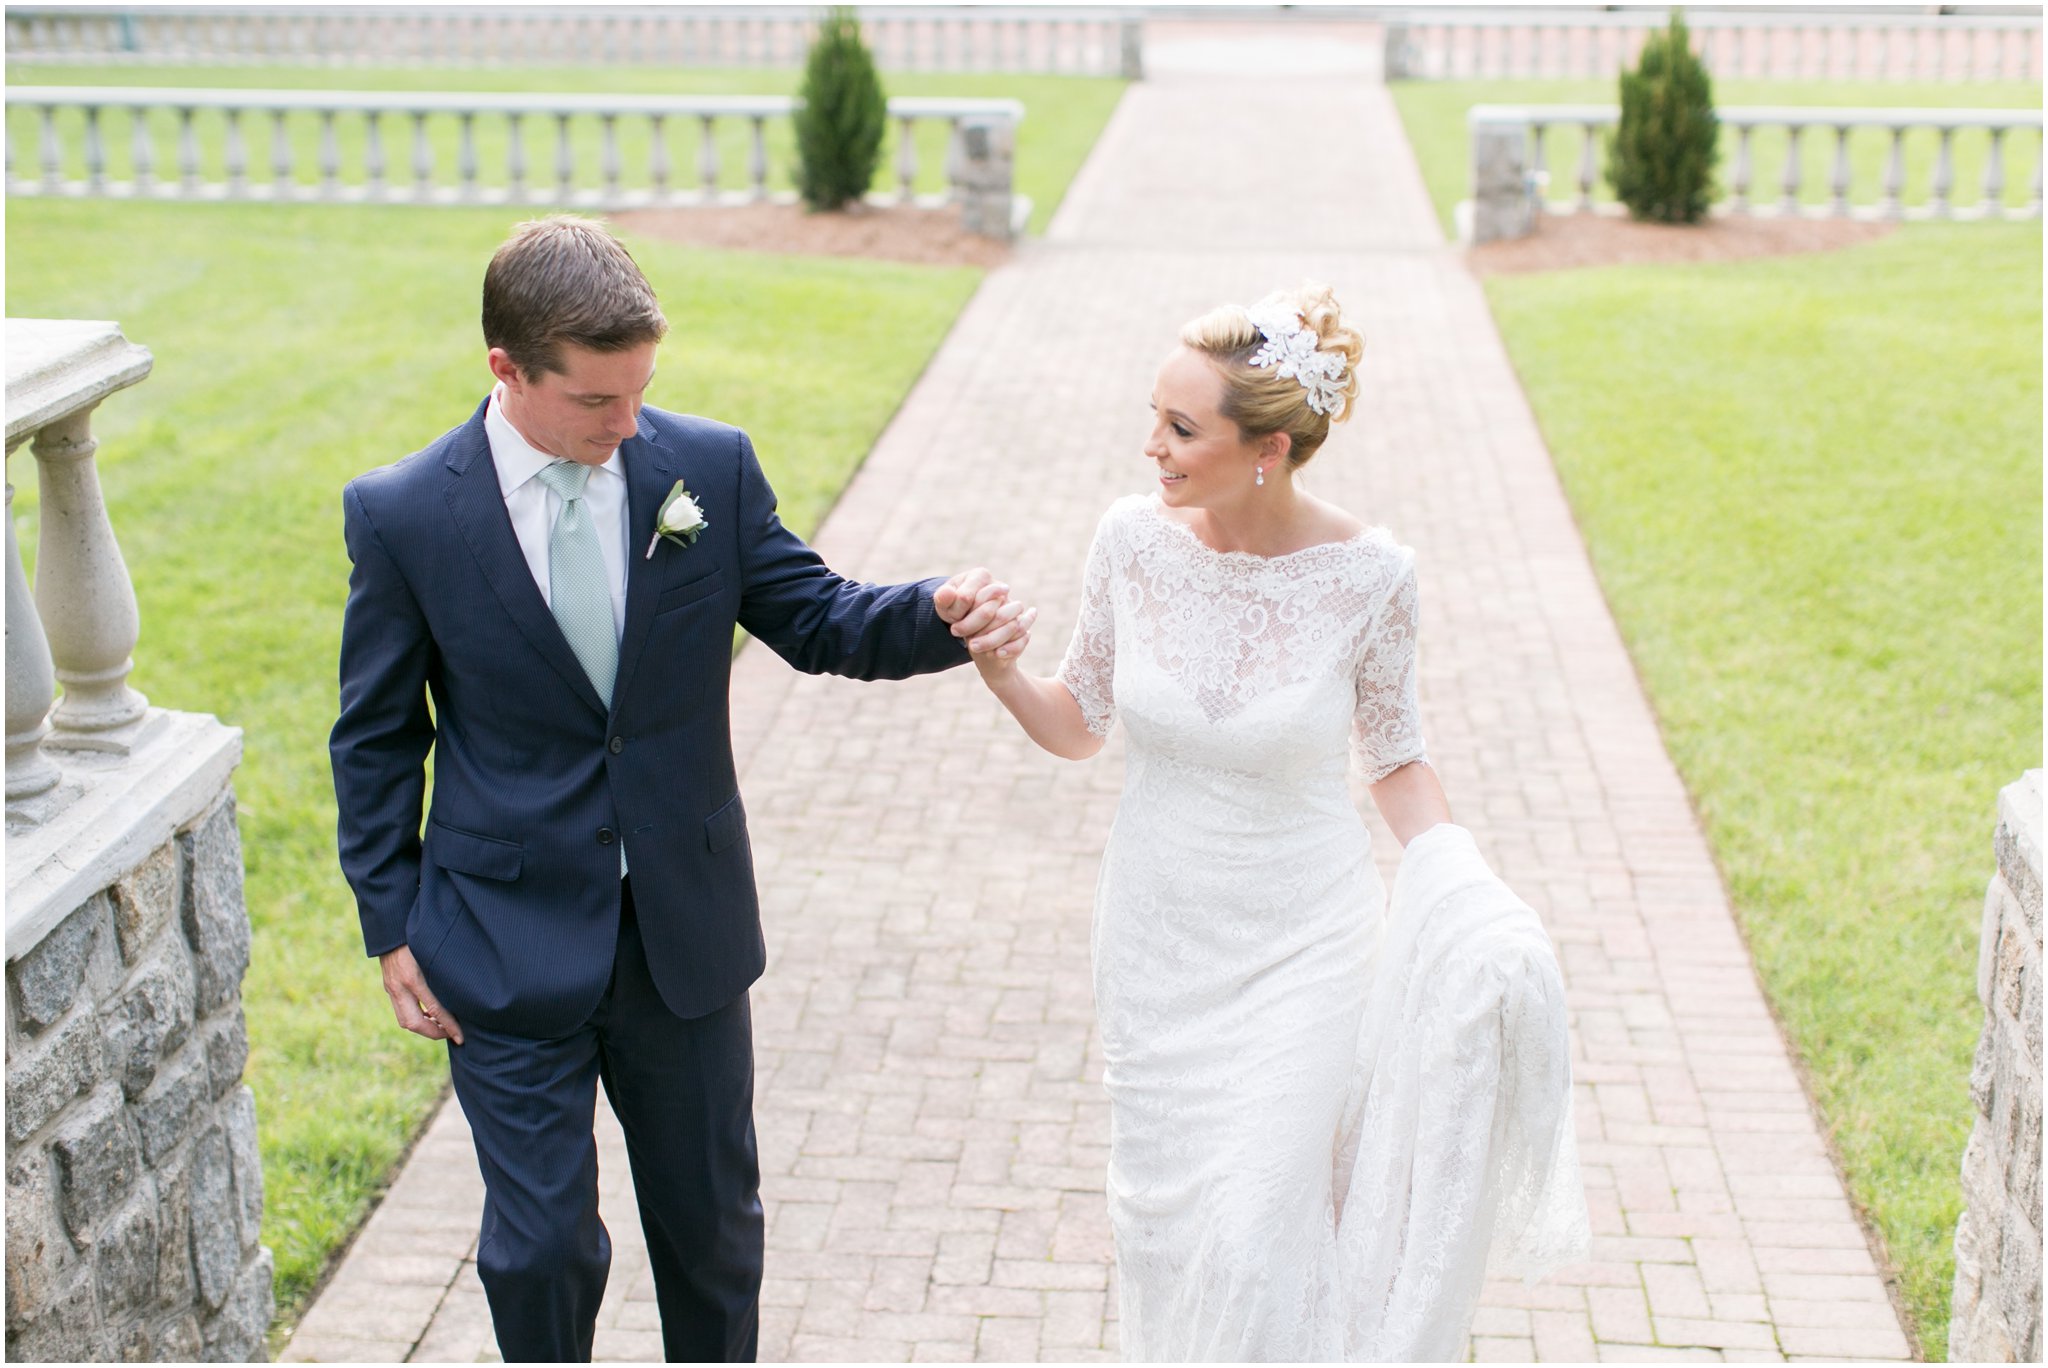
[645,480,709,559]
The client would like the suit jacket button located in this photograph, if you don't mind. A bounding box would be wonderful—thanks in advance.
[608,736,624,754]
[597,827,616,846]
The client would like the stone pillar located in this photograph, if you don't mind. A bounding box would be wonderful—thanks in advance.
[955,112,1020,241]
[5,318,271,1362]
[1119,16,1144,80]
[1383,20,1416,80]
[1468,106,1536,244]
[1950,769,2043,1362]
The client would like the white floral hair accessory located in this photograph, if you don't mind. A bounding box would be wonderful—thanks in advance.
[1245,298,1349,419]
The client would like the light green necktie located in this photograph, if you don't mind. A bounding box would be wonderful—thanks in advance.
[535,460,617,705]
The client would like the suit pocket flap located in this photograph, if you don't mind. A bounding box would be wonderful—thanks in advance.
[426,821,523,880]
[657,570,725,615]
[705,794,745,853]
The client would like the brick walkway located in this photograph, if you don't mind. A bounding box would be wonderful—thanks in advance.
[282,20,1917,1365]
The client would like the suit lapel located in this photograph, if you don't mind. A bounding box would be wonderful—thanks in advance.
[440,402,609,718]
[611,410,671,706]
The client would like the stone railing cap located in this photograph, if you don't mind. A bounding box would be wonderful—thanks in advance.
[6,318,153,446]
[1467,104,2045,130]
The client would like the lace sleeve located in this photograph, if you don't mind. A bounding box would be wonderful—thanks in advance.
[1056,508,1119,738]
[1353,555,1427,783]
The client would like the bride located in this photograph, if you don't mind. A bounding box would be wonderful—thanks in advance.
[949,284,1588,1360]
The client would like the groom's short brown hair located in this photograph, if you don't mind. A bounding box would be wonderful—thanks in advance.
[482,216,669,379]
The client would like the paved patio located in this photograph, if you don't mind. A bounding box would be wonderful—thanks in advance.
[281,18,1918,1364]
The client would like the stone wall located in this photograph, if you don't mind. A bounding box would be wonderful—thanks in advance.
[1950,769,2043,1362]
[6,788,273,1361]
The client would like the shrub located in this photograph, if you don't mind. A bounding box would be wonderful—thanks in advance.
[1606,12,1720,224]
[794,8,887,212]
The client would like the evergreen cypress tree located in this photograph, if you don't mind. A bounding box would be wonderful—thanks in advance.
[794,8,887,212]
[1607,12,1720,224]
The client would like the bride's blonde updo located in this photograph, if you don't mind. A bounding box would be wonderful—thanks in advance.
[1177,282,1364,468]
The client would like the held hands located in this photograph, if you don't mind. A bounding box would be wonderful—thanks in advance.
[380,944,464,1046]
[934,568,1038,675]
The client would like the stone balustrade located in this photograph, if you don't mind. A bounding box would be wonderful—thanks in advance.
[4,4,1145,78]
[5,86,1029,238]
[1386,6,2042,83]
[1951,771,2043,1363]
[5,319,270,1361]
[1465,103,2045,244]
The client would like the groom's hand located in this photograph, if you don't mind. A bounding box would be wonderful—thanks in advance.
[935,568,1036,660]
[380,945,465,1045]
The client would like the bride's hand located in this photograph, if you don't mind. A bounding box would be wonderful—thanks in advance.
[969,600,1037,676]
[936,568,1035,668]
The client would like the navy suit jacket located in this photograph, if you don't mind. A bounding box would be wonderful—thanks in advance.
[330,398,968,1037]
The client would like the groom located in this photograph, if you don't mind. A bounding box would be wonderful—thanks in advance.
[330,215,1027,1361]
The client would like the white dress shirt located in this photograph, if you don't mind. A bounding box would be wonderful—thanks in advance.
[485,384,630,639]
[486,385,633,876]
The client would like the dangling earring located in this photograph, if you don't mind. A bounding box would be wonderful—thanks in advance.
[1254,466,1265,487]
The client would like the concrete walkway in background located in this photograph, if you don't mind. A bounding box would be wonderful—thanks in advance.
[282,18,1917,1364]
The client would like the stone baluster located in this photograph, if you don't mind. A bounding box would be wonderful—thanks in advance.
[1731,123,1754,213]
[1780,122,1804,214]
[269,108,291,199]
[1576,119,1597,212]
[130,107,153,195]
[1983,128,2006,218]
[4,455,61,801]
[30,406,148,741]
[698,113,719,202]
[457,112,478,202]
[82,104,105,194]
[363,109,385,198]
[1933,125,1955,218]
[39,105,62,193]
[1829,124,1852,217]
[409,110,433,202]
[506,112,526,202]
[315,109,340,199]
[749,116,768,201]
[176,105,198,195]
[649,114,670,203]
[1882,126,1906,220]
[1530,120,1549,210]
[2030,137,2043,216]
[600,113,621,203]
[554,112,574,204]
[224,106,246,197]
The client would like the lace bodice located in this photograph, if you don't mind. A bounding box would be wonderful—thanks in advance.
[1057,494,1427,784]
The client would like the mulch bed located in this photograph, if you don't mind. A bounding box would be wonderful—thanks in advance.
[614,198,1892,278]
[1466,210,1896,276]
[609,201,1014,269]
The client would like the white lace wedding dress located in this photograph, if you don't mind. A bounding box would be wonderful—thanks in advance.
[1057,495,1586,1361]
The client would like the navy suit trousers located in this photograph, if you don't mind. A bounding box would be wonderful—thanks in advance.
[447,881,763,1362]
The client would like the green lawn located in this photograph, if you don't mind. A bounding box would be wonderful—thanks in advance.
[1483,221,2042,1358]
[6,63,1127,234]
[5,197,985,1331]
[1390,77,2042,238]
